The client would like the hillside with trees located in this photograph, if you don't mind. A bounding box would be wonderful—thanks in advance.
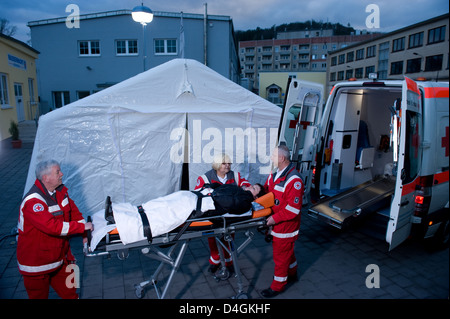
[236,20,355,41]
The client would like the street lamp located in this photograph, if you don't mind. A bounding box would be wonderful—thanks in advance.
[132,3,153,71]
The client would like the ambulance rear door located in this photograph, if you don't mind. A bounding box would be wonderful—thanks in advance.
[278,78,324,203]
[386,77,423,250]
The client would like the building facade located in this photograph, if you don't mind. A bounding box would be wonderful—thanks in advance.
[28,10,239,113]
[259,72,327,107]
[239,32,379,93]
[328,13,449,94]
[0,34,39,140]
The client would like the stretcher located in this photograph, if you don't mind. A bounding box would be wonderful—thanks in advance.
[84,192,274,299]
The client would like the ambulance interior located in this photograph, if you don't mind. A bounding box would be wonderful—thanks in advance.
[307,86,403,229]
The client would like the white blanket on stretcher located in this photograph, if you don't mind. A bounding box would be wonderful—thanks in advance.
[89,190,216,251]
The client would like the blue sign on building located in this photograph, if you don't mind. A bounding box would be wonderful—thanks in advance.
[8,54,27,70]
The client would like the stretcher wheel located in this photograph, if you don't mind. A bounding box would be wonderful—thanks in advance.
[214,267,230,281]
[134,284,145,299]
[117,249,129,260]
[234,292,249,299]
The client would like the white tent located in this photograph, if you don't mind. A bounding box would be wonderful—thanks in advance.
[24,59,281,215]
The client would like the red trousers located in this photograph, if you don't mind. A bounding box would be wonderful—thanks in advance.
[270,240,297,292]
[22,263,78,299]
[208,236,234,266]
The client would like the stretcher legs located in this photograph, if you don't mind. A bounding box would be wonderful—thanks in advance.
[213,230,255,299]
[135,241,189,299]
[133,230,254,299]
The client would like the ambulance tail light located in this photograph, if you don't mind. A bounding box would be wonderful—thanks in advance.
[413,175,433,217]
[414,195,424,205]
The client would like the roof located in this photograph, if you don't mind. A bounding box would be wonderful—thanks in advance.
[27,9,232,27]
[0,33,40,54]
[329,12,449,54]
[69,58,277,113]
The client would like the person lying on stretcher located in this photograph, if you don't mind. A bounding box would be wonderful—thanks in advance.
[88,184,272,251]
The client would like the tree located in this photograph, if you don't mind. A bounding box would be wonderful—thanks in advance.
[0,18,17,37]
[235,21,356,41]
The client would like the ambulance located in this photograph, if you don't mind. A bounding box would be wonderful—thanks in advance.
[278,75,449,250]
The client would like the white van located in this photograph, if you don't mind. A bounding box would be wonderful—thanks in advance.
[279,76,449,250]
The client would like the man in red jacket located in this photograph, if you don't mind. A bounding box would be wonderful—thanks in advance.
[261,145,304,298]
[17,160,93,299]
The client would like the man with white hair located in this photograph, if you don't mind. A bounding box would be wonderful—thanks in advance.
[261,145,304,298]
[17,160,93,299]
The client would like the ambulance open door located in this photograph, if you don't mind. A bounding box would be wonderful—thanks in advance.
[386,77,423,250]
[278,79,324,203]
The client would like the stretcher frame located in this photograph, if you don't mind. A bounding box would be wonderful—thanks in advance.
[84,214,268,299]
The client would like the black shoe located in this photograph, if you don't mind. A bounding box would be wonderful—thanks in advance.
[104,196,115,224]
[288,273,298,283]
[208,264,219,274]
[261,288,280,298]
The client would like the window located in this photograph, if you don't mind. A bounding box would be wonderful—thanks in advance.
[356,48,365,60]
[406,58,421,73]
[78,41,100,56]
[77,91,90,99]
[116,40,138,56]
[28,78,35,103]
[330,72,336,81]
[403,111,422,183]
[338,54,345,64]
[365,65,375,77]
[331,56,337,66]
[408,32,423,48]
[154,39,177,55]
[346,51,354,63]
[0,73,9,106]
[366,45,376,58]
[425,54,443,71]
[355,68,363,78]
[428,26,446,44]
[390,61,403,75]
[53,91,70,108]
[392,37,405,52]
[337,71,344,81]
[345,69,353,79]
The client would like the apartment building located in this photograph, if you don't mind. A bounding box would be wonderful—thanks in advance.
[28,9,239,113]
[239,31,379,93]
[328,13,449,93]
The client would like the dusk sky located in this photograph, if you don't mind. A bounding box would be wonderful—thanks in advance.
[1,0,448,43]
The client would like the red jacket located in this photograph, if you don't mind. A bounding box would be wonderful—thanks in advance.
[194,169,250,190]
[264,163,304,241]
[17,179,86,276]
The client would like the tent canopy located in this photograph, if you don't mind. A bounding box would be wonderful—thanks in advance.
[25,58,281,215]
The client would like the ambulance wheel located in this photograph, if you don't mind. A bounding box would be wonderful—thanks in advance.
[434,218,450,249]
[425,216,450,251]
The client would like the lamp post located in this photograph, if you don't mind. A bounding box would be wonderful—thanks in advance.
[132,3,153,71]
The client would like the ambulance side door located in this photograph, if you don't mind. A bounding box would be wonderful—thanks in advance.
[386,77,423,250]
[278,79,324,203]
